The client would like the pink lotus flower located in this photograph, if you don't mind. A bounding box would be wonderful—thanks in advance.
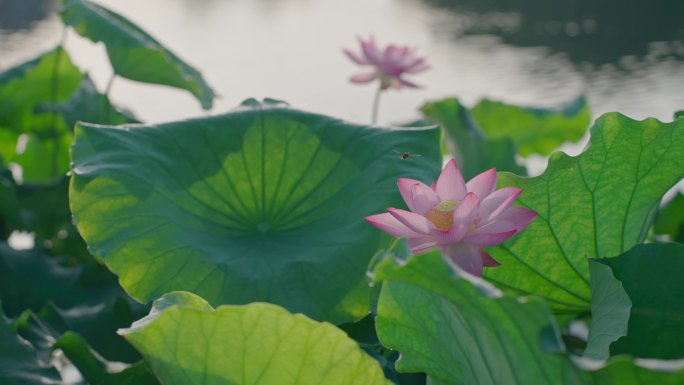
[365,160,537,276]
[344,36,429,90]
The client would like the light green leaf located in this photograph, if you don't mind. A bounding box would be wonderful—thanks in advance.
[36,75,139,128]
[0,304,62,385]
[583,262,631,360]
[375,251,684,385]
[375,251,575,385]
[13,132,71,183]
[471,96,590,156]
[422,98,526,179]
[120,292,392,385]
[484,113,684,313]
[0,47,82,135]
[587,243,684,360]
[70,99,442,323]
[0,128,18,164]
[60,0,215,109]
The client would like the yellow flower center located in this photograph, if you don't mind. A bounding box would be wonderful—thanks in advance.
[425,199,457,231]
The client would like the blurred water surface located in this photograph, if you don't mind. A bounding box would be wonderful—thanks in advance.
[1,0,683,127]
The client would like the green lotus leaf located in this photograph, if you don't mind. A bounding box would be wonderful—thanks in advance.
[0,242,83,316]
[586,243,684,360]
[54,332,159,385]
[0,304,62,384]
[0,47,84,182]
[119,292,392,385]
[36,75,139,129]
[654,192,684,242]
[483,113,684,313]
[471,96,590,156]
[375,251,684,385]
[70,99,442,323]
[582,262,630,360]
[422,98,526,180]
[60,0,215,109]
[0,47,82,135]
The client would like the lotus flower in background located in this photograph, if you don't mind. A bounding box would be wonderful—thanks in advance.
[344,36,429,90]
[365,160,537,276]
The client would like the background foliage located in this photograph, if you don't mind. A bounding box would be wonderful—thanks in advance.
[0,0,682,384]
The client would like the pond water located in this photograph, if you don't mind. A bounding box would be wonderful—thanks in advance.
[2,0,683,128]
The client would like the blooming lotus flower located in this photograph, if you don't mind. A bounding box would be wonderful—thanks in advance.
[365,160,537,276]
[344,36,429,90]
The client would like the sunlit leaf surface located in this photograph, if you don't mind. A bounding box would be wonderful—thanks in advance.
[120,292,392,385]
[70,99,441,323]
[484,113,684,313]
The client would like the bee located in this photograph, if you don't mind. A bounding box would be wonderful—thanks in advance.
[393,149,422,160]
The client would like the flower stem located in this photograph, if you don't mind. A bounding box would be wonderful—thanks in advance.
[103,73,116,122]
[371,86,382,124]
[50,27,67,179]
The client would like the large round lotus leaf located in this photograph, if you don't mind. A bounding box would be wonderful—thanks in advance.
[70,99,441,324]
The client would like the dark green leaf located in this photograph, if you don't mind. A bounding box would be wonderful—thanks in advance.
[120,292,391,385]
[70,99,442,323]
[54,332,158,385]
[0,305,62,384]
[471,96,590,156]
[0,243,83,317]
[375,251,684,385]
[0,167,20,240]
[422,98,526,179]
[60,0,215,109]
[583,262,631,360]
[483,113,684,313]
[587,243,684,360]
[34,297,146,363]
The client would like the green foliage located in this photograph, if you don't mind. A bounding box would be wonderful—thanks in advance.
[0,47,82,182]
[0,167,20,239]
[484,113,684,313]
[654,192,684,242]
[0,305,61,385]
[60,0,215,109]
[583,262,630,360]
[120,292,392,385]
[54,332,159,385]
[70,99,442,323]
[374,251,684,385]
[0,242,83,316]
[422,98,526,179]
[586,243,684,360]
[0,47,82,135]
[37,75,139,129]
[471,96,590,156]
